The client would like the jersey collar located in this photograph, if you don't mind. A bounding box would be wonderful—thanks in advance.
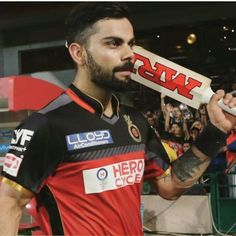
[68,84,120,116]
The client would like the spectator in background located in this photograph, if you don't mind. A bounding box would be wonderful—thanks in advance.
[195,104,208,130]
[161,122,184,157]
[225,126,236,173]
[163,102,173,132]
[190,119,204,133]
[144,111,160,138]
[161,95,183,128]
[171,106,183,125]
[169,122,185,143]
[153,108,165,135]
[161,94,192,137]
[188,127,201,142]
[182,140,192,153]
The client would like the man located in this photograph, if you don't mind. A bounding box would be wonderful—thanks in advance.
[0,3,236,236]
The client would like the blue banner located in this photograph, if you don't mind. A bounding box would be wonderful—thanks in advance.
[0,143,10,153]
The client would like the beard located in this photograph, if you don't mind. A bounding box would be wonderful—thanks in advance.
[86,51,134,92]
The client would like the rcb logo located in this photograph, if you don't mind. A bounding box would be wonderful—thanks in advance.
[123,115,141,142]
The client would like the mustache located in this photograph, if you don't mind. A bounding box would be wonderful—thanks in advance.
[113,61,134,73]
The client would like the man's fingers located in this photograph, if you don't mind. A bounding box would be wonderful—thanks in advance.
[222,92,236,108]
[213,89,225,102]
[208,90,224,112]
[228,96,236,108]
[212,90,236,108]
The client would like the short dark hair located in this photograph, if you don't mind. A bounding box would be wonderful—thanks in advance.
[65,2,131,46]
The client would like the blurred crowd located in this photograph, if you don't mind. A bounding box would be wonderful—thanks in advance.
[131,87,236,195]
[143,93,209,160]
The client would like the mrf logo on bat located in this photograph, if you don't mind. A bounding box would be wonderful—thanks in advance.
[131,46,236,116]
[132,50,202,100]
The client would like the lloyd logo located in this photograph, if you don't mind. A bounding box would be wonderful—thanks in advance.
[133,52,202,100]
[11,129,34,146]
[66,129,113,151]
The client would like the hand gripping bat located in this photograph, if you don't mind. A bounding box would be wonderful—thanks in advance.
[131,46,236,116]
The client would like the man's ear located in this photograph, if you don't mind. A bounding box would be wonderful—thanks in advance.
[68,43,87,66]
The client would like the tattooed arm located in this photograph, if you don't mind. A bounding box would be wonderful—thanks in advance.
[172,147,209,185]
[153,90,236,200]
[153,147,211,200]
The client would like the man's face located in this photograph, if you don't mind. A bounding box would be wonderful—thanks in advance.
[147,116,156,126]
[172,107,182,118]
[170,124,181,135]
[84,18,135,91]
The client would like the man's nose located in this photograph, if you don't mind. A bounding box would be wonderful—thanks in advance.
[122,45,135,62]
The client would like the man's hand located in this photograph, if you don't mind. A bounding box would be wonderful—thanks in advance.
[207,90,236,133]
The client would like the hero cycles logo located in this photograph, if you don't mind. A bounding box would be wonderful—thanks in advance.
[102,159,144,187]
[132,52,203,100]
[83,159,144,194]
[112,159,144,188]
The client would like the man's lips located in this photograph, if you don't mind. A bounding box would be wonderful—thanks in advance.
[116,70,131,76]
[113,62,134,75]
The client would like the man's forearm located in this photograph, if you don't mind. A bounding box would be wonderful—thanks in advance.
[0,196,23,236]
[172,121,227,189]
[172,146,210,188]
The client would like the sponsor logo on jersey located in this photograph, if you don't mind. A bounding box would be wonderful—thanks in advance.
[8,145,27,153]
[123,115,141,142]
[97,168,108,181]
[11,129,34,146]
[83,159,144,194]
[3,153,23,177]
[66,130,113,151]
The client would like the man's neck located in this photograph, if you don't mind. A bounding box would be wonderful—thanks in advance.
[72,73,114,117]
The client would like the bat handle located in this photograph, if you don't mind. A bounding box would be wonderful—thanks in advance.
[202,87,236,116]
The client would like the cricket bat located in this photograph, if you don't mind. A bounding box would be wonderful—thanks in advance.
[131,46,236,116]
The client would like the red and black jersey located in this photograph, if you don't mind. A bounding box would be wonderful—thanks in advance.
[2,84,170,236]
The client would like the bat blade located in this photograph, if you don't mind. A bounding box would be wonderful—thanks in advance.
[131,46,236,116]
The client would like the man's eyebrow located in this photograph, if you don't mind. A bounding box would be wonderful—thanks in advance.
[102,36,123,41]
[102,36,136,44]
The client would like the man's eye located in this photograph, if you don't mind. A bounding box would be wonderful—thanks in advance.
[130,42,136,49]
[108,40,120,48]
[129,39,136,48]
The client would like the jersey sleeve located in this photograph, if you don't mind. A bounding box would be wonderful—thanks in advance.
[144,125,171,180]
[2,112,62,193]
